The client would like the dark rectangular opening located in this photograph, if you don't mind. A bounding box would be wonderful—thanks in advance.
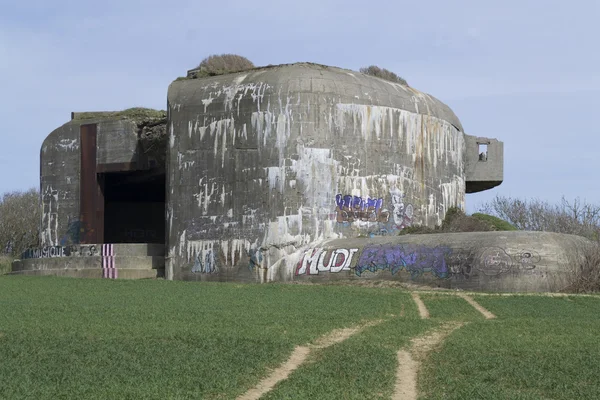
[478,143,488,161]
[101,169,165,244]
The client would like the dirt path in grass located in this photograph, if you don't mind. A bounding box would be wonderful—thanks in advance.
[411,292,429,319]
[458,294,496,319]
[237,318,385,400]
[393,321,464,400]
[237,346,311,400]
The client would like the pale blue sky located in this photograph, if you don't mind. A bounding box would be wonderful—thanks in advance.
[1,0,598,212]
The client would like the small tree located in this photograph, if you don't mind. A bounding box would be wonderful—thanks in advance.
[359,65,408,86]
[195,54,255,77]
[0,188,40,257]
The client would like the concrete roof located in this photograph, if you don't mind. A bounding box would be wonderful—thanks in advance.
[174,62,463,131]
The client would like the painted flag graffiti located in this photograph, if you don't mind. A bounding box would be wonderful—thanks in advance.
[102,244,117,279]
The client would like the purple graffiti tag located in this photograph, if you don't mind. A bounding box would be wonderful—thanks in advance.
[335,193,389,223]
[355,245,452,279]
[355,246,406,276]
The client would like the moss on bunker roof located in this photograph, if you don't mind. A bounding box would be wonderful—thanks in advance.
[181,62,353,81]
[72,108,166,124]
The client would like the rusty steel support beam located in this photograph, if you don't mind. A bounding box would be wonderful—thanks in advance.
[80,124,104,243]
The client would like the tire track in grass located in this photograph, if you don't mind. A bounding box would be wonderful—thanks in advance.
[458,294,496,319]
[393,321,464,400]
[237,318,384,400]
[411,292,429,319]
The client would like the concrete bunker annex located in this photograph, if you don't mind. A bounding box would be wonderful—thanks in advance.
[15,62,527,290]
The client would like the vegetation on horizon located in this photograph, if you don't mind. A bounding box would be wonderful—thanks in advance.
[359,65,409,86]
[190,54,255,78]
[0,189,39,260]
[480,195,600,241]
[72,108,166,123]
[399,206,517,235]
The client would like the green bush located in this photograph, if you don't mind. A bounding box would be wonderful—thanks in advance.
[359,65,408,86]
[399,207,515,235]
[193,54,255,78]
[471,213,517,231]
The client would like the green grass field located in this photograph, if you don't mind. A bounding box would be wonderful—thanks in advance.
[1,276,599,399]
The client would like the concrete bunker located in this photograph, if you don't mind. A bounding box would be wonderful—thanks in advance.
[22,63,576,291]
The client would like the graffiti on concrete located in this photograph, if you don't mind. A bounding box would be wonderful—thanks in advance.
[41,186,59,245]
[446,252,475,279]
[22,245,98,259]
[390,189,413,230]
[192,249,218,274]
[248,248,263,271]
[476,247,542,276]
[477,247,512,276]
[512,250,540,270]
[295,248,359,275]
[291,244,544,280]
[59,219,83,246]
[335,194,389,223]
[355,244,452,278]
[367,227,389,237]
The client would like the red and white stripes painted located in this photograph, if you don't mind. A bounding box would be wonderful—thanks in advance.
[102,244,117,279]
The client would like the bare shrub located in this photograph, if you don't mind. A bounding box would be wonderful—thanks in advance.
[479,195,600,240]
[562,242,600,293]
[0,256,11,274]
[195,54,255,77]
[359,65,408,86]
[0,188,40,257]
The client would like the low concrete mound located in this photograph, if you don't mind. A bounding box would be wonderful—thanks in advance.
[282,231,590,292]
[7,231,590,293]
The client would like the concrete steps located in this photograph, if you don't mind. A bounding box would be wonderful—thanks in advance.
[12,256,164,271]
[11,243,166,280]
[10,268,163,279]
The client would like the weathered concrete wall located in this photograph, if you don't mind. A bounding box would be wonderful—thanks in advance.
[465,135,503,193]
[282,231,589,292]
[96,119,141,165]
[40,117,149,247]
[40,121,81,247]
[166,63,477,281]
